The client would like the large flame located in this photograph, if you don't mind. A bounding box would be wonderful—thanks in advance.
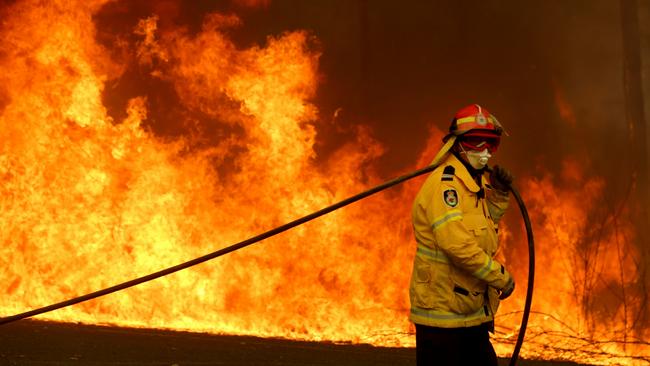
[0,1,648,364]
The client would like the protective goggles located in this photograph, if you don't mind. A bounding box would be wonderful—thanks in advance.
[459,134,500,153]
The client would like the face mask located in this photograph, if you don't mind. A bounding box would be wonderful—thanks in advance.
[461,146,491,170]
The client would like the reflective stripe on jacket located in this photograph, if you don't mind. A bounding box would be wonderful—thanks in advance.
[409,153,512,328]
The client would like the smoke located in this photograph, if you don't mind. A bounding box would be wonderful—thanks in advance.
[92,1,634,187]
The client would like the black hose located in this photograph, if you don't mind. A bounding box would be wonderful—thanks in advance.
[0,163,535,366]
[0,163,441,326]
[508,185,535,366]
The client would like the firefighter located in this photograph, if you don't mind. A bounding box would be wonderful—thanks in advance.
[409,104,515,366]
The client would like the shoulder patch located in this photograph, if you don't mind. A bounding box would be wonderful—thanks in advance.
[443,189,459,207]
[441,165,455,181]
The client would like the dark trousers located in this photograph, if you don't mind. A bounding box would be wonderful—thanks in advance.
[415,323,498,366]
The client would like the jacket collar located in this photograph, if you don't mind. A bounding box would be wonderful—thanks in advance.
[445,153,483,193]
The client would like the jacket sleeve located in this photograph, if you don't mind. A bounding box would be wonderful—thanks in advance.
[426,181,512,290]
[486,186,509,224]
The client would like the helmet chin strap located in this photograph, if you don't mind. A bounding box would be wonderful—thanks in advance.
[457,143,469,158]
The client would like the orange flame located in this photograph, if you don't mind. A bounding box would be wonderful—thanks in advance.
[0,1,647,364]
[0,0,411,346]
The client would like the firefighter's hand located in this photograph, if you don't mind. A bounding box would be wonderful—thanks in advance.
[499,277,515,300]
[490,165,514,192]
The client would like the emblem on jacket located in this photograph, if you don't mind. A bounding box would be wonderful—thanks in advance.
[443,189,458,207]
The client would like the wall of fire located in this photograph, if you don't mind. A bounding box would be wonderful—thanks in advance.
[96,1,650,360]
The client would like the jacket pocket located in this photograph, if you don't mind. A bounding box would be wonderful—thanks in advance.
[449,264,485,314]
[411,255,435,308]
[464,213,498,256]
[450,282,485,315]
[464,214,488,236]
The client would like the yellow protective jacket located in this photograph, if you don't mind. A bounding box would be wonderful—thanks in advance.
[409,153,512,328]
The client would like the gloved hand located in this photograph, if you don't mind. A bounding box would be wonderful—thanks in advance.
[490,165,514,192]
[499,276,515,300]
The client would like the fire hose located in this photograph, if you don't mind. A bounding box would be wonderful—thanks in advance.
[0,151,534,365]
[506,182,535,366]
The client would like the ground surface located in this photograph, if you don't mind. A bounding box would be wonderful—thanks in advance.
[0,320,589,365]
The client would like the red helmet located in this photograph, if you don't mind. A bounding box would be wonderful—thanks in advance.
[444,104,504,141]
